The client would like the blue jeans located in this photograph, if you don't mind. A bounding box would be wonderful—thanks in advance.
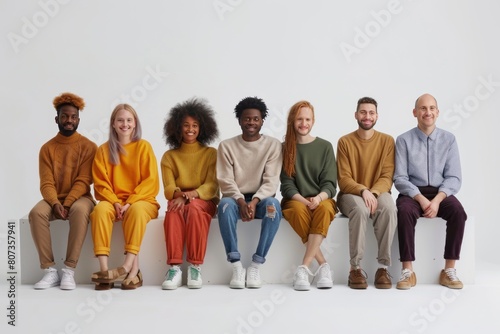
[218,196,282,264]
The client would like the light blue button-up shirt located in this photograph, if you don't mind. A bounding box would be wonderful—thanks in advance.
[394,127,462,198]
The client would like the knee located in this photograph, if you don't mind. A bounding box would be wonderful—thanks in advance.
[449,205,467,222]
[260,197,280,207]
[69,205,93,220]
[316,202,335,216]
[260,197,281,211]
[218,198,237,215]
[28,207,42,222]
[350,205,370,218]
[262,199,281,220]
[379,204,397,219]
[90,205,108,221]
[291,204,309,217]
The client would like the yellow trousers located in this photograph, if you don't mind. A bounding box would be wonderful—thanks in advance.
[282,199,337,243]
[90,200,158,256]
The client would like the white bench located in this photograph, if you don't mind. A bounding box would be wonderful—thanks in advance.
[18,215,475,286]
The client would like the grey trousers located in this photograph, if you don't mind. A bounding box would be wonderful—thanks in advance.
[337,192,397,267]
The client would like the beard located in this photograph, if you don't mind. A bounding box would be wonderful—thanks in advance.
[58,122,79,136]
[357,120,376,131]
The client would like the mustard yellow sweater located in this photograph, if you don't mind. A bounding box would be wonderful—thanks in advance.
[93,139,160,208]
[337,130,395,196]
[161,141,219,204]
[39,132,97,207]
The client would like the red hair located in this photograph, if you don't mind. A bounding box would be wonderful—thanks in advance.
[282,100,315,177]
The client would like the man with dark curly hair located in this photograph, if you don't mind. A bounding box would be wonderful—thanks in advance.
[28,92,97,290]
[217,96,283,289]
[160,97,220,290]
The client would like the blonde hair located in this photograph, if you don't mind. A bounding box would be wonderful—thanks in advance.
[108,104,142,165]
[282,100,315,177]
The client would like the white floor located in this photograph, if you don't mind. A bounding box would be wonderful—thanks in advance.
[4,262,500,334]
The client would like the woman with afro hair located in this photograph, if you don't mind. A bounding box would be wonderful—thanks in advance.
[160,97,220,290]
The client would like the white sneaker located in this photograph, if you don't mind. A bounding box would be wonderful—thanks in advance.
[229,265,246,289]
[162,266,182,290]
[315,263,334,289]
[187,265,202,289]
[293,265,313,291]
[60,268,76,290]
[34,267,60,289]
[246,266,262,288]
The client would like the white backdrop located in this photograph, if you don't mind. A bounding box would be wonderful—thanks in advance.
[0,0,498,272]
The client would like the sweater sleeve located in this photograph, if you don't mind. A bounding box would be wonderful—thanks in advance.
[161,151,179,200]
[279,168,299,200]
[195,148,219,201]
[217,141,244,200]
[337,137,365,195]
[319,140,338,198]
[253,139,283,200]
[92,145,121,204]
[126,141,160,206]
[62,140,97,207]
[369,135,395,196]
[39,145,59,207]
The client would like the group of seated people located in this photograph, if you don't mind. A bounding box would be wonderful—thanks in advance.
[28,92,467,292]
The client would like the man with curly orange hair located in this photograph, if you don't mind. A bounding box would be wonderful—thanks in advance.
[28,92,97,290]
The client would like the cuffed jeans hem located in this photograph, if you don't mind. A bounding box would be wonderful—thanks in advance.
[187,259,204,265]
[444,256,460,260]
[252,254,265,265]
[227,252,241,263]
[399,257,415,262]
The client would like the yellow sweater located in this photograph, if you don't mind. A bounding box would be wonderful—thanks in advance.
[337,130,395,196]
[93,139,160,208]
[161,141,219,204]
[39,132,97,207]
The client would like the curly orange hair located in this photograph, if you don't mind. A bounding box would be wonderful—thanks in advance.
[52,92,85,111]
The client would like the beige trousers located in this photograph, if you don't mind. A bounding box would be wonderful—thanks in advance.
[337,192,397,267]
[29,197,94,269]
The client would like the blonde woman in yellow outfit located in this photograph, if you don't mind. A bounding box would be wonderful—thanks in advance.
[90,104,160,290]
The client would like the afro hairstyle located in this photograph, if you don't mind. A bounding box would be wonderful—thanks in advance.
[234,96,268,120]
[53,92,85,113]
[163,97,219,149]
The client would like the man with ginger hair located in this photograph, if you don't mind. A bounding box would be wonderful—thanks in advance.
[28,92,97,290]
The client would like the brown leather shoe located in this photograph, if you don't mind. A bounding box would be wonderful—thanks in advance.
[374,268,392,289]
[439,269,463,289]
[348,268,368,289]
[396,269,417,290]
